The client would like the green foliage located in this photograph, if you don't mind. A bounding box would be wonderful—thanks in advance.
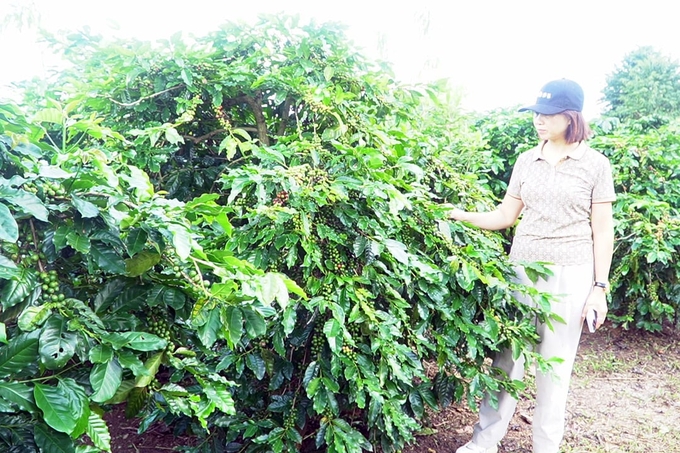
[1,16,556,453]
[470,108,536,197]
[0,99,289,451]
[602,46,680,130]
[590,121,680,331]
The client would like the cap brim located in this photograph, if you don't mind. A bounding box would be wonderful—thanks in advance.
[518,104,567,114]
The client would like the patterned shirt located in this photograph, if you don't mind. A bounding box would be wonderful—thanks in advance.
[506,142,616,265]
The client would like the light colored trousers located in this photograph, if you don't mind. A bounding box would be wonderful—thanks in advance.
[471,262,593,453]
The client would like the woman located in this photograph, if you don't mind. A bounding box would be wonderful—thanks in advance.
[450,79,615,453]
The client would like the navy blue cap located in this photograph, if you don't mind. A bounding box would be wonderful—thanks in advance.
[518,79,584,114]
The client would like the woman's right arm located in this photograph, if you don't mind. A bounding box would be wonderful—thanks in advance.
[448,194,524,231]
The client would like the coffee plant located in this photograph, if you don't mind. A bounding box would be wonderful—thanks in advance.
[1,16,559,453]
[590,122,680,331]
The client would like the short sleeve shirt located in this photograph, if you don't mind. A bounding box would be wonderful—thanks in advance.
[506,143,616,266]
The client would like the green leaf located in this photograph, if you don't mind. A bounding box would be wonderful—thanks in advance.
[125,228,148,256]
[117,349,150,377]
[122,166,153,202]
[33,108,63,124]
[125,251,161,277]
[86,411,112,452]
[71,195,100,218]
[33,423,76,453]
[0,331,39,378]
[167,223,192,260]
[1,267,39,309]
[90,358,123,403]
[196,308,221,348]
[0,381,37,412]
[89,344,114,364]
[353,236,367,258]
[0,254,19,280]
[322,319,342,354]
[38,165,73,179]
[259,273,289,309]
[0,202,18,242]
[18,305,52,331]
[303,362,319,387]
[282,305,297,336]
[409,390,424,418]
[162,286,186,309]
[5,191,49,222]
[385,239,409,264]
[66,231,91,254]
[180,68,193,86]
[227,306,243,346]
[134,352,163,388]
[219,136,239,160]
[202,381,236,415]
[34,383,79,434]
[242,308,266,338]
[118,331,167,351]
[90,242,126,274]
[246,352,266,380]
[324,65,335,81]
[58,378,89,433]
[0,322,6,344]
[165,126,184,145]
[39,316,78,369]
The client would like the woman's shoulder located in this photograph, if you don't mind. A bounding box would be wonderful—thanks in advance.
[581,144,612,164]
[515,145,541,163]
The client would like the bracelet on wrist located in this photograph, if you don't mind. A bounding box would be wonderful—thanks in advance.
[594,281,609,293]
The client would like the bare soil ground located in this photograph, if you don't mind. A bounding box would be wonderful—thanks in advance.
[403,324,680,453]
[106,324,680,452]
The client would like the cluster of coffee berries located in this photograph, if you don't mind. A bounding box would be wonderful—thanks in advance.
[310,320,326,356]
[290,165,329,188]
[322,242,345,274]
[214,105,231,129]
[268,253,287,272]
[23,180,66,200]
[347,322,362,340]
[147,307,172,342]
[319,283,334,302]
[39,270,65,304]
[316,207,343,230]
[283,408,297,430]
[291,214,304,232]
[341,344,358,362]
[233,193,257,210]
[272,191,289,206]
[307,168,328,186]
[167,256,211,289]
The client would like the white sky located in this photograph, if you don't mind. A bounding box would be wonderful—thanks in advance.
[2,0,680,119]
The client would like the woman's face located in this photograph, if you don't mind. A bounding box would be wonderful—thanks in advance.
[533,112,570,142]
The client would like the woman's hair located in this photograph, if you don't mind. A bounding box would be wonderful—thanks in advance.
[562,110,592,143]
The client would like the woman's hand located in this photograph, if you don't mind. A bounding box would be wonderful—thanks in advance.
[442,196,523,231]
[442,203,467,221]
[448,208,467,221]
[581,288,609,330]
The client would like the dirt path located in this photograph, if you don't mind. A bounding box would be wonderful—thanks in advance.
[404,325,680,453]
[106,325,680,452]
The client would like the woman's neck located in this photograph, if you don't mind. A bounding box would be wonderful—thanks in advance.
[542,139,580,156]
[541,140,581,166]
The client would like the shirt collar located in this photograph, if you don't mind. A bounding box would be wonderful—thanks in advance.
[531,141,588,161]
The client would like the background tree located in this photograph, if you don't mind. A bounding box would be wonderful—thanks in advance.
[601,46,680,130]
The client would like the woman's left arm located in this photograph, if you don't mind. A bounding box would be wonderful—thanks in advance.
[583,201,615,329]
